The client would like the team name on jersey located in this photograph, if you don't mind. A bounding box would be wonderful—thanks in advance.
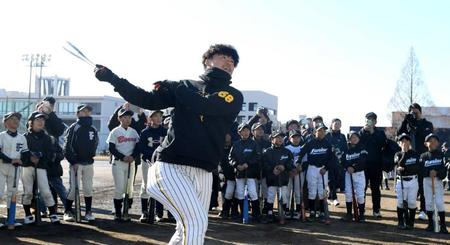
[310,148,328,155]
[405,157,417,165]
[424,159,442,167]
[346,152,361,161]
[280,155,289,161]
[243,148,253,153]
[117,136,138,143]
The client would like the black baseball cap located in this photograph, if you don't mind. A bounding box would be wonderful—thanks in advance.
[442,142,448,148]
[312,115,323,122]
[251,122,264,131]
[425,133,439,143]
[118,108,134,117]
[42,96,56,105]
[28,111,48,121]
[315,122,328,131]
[149,110,163,117]
[331,118,341,123]
[397,133,411,142]
[409,103,422,113]
[347,130,360,140]
[77,104,93,113]
[286,120,300,128]
[270,130,285,139]
[365,112,377,120]
[3,112,22,122]
[289,129,301,138]
[238,123,251,132]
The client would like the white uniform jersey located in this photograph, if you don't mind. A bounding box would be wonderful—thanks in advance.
[0,131,29,162]
[285,144,301,164]
[106,126,139,156]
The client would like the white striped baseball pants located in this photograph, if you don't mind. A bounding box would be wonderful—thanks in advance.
[147,161,212,245]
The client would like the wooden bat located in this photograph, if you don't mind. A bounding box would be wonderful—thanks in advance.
[289,177,295,220]
[34,165,41,225]
[147,198,155,224]
[322,174,331,225]
[350,173,359,222]
[123,162,132,221]
[431,177,440,233]
[74,166,82,223]
[278,176,285,224]
[400,175,409,222]
[7,166,18,230]
[299,173,306,222]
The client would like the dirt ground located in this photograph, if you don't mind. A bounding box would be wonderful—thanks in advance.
[1,161,449,245]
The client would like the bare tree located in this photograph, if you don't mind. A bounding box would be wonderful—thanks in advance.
[389,47,434,113]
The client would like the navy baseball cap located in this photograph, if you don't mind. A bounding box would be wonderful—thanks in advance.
[118,108,134,117]
[270,130,285,139]
[28,111,48,121]
[149,110,163,117]
[347,130,360,140]
[77,104,93,113]
[425,133,439,142]
[251,122,264,131]
[397,133,411,142]
[238,123,251,132]
[3,112,22,122]
[312,115,323,122]
[289,129,301,138]
[315,122,328,131]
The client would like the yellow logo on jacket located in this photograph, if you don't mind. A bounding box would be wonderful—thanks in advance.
[218,91,234,103]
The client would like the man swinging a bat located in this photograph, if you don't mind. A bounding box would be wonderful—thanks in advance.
[95,44,243,245]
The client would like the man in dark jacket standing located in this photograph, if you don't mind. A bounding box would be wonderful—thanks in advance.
[397,103,434,220]
[359,112,386,219]
[95,44,243,245]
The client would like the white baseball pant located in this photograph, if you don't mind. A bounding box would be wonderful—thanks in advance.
[287,174,301,205]
[224,180,236,200]
[140,160,150,199]
[67,164,94,200]
[306,165,328,200]
[21,166,54,207]
[112,160,135,200]
[267,185,288,205]
[0,164,21,208]
[235,178,258,201]
[345,171,366,204]
[395,176,418,209]
[423,177,445,212]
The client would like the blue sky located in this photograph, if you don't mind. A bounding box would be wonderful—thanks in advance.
[1,0,449,129]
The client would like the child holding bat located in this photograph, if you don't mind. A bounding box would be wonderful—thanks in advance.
[22,111,59,224]
[0,112,30,229]
[341,131,367,222]
[107,109,139,222]
[229,124,261,223]
[261,131,295,223]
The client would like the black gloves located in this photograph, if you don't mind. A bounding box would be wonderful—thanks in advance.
[94,64,119,82]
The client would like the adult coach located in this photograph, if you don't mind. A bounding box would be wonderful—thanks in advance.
[95,44,243,245]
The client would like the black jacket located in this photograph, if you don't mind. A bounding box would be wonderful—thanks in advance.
[359,127,386,166]
[106,68,243,172]
[325,130,347,164]
[108,106,147,133]
[229,138,260,179]
[137,126,167,162]
[420,150,447,180]
[64,117,99,165]
[23,130,54,169]
[47,136,64,177]
[262,145,295,186]
[343,143,367,173]
[394,150,420,177]
[220,144,235,180]
[297,137,334,171]
[397,118,433,154]
[45,111,66,138]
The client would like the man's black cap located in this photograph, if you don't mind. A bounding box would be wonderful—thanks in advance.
[397,133,411,142]
[118,108,134,117]
[3,112,22,122]
[312,115,323,122]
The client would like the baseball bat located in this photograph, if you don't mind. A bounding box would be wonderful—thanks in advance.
[147,198,155,224]
[7,166,19,230]
[74,166,82,223]
[289,176,295,219]
[242,171,249,224]
[322,174,331,225]
[431,177,439,233]
[123,162,132,221]
[350,173,359,222]
[34,165,41,225]
[400,174,409,222]
[278,175,285,224]
[299,173,306,222]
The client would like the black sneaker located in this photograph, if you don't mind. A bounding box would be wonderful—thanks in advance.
[341,214,352,222]
[425,224,434,232]
[440,226,448,234]
[139,212,148,223]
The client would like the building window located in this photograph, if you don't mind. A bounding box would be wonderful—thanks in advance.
[248,102,258,111]
[241,102,246,111]
[248,116,253,121]
[236,115,246,123]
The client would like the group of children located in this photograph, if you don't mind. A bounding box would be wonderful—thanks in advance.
[218,119,448,234]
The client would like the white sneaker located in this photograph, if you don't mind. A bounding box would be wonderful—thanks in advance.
[24,215,35,225]
[332,200,340,206]
[373,211,382,218]
[418,211,426,220]
[327,200,332,205]
[85,212,95,222]
[292,212,300,220]
[50,214,60,224]
[63,212,75,222]
[0,223,4,228]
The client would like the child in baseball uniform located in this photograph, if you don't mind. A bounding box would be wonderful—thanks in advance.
[394,133,420,229]
[229,124,261,222]
[137,110,167,223]
[0,112,29,228]
[23,111,59,224]
[107,109,140,222]
[285,129,303,220]
[297,123,334,222]
[219,133,236,219]
[341,131,367,222]
[262,131,295,223]
[63,104,99,222]
[420,133,448,233]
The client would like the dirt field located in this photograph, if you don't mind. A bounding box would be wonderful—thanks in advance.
[1,161,449,244]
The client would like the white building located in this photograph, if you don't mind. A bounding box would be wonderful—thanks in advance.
[237,90,278,124]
